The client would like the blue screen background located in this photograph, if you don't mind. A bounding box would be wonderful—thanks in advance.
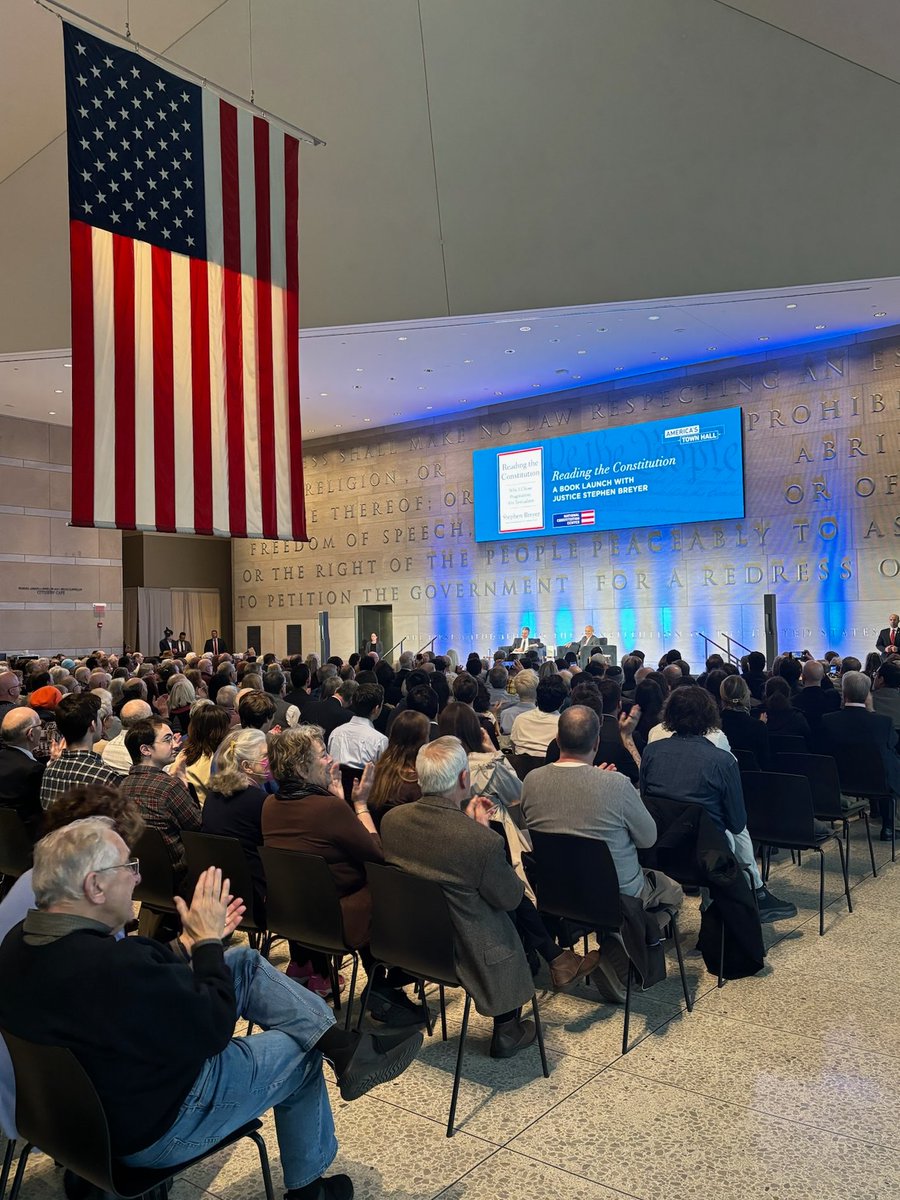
[472,406,745,542]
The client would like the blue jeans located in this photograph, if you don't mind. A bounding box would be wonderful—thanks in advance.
[121,947,338,1190]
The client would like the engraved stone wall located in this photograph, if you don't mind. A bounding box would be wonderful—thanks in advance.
[234,331,900,663]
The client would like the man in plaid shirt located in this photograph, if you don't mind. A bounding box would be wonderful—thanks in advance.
[39,693,121,809]
[118,717,200,878]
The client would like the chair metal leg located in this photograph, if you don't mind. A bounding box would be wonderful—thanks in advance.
[6,1143,32,1200]
[0,1138,16,1200]
[836,835,852,915]
[530,994,550,1077]
[818,848,825,936]
[330,956,342,1014]
[355,961,384,1031]
[864,810,877,878]
[343,952,360,1031]
[439,984,448,1041]
[446,994,471,1138]
[244,1128,276,1200]
[622,961,634,1055]
[669,911,693,1012]
[417,978,434,1037]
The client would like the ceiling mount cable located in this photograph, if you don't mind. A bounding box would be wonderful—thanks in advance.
[34,0,326,146]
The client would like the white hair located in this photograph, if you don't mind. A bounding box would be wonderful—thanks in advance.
[32,816,119,908]
[416,736,468,796]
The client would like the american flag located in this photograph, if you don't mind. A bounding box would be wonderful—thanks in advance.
[63,22,307,540]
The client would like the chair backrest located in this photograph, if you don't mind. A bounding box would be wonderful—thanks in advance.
[510,753,544,781]
[768,734,807,756]
[365,862,460,986]
[742,771,817,845]
[774,752,844,817]
[339,764,364,807]
[528,830,622,931]
[1,1029,116,1193]
[0,809,34,879]
[131,826,178,911]
[733,748,760,773]
[259,846,347,952]
[181,831,263,934]
[831,742,891,798]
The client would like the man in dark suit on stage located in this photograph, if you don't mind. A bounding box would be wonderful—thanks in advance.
[159,628,176,654]
[821,671,900,841]
[511,626,539,655]
[876,613,900,658]
[203,630,228,656]
[572,624,603,666]
[176,632,192,656]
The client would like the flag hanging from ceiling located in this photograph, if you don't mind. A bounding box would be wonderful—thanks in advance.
[63,21,307,540]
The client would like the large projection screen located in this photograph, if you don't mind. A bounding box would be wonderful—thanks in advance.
[472,406,745,543]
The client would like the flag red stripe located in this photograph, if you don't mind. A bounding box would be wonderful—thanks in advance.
[152,245,176,532]
[284,134,306,540]
[254,117,277,539]
[112,233,136,530]
[69,221,95,529]
[190,259,213,534]
[220,99,247,537]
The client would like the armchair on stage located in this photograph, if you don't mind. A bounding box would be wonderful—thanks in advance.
[560,636,618,667]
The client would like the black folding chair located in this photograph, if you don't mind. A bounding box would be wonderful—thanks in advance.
[509,753,545,781]
[743,772,851,936]
[768,734,807,756]
[182,831,267,948]
[775,752,876,880]
[358,863,549,1137]
[528,831,692,1053]
[0,811,33,897]
[733,749,760,773]
[131,827,179,938]
[258,847,361,1029]
[831,746,896,864]
[0,1029,275,1200]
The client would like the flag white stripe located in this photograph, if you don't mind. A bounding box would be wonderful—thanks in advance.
[171,252,195,533]
[269,124,287,292]
[133,238,156,529]
[236,107,262,536]
[91,228,116,526]
[202,89,224,267]
[272,282,291,539]
[207,259,229,536]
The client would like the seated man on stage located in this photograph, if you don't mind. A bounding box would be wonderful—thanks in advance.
[511,626,539,657]
[0,818,422,1200]
[569,625,603,667]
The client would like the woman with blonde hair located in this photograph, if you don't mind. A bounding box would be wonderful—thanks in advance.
[203,727,271,917]
[166,676,196,736]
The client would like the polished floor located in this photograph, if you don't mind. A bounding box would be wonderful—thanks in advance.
[15,821,900,1200]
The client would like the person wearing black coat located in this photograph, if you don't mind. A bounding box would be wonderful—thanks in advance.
[719,676,771,770]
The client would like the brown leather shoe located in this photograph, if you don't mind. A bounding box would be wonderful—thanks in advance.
[549,947,601,990]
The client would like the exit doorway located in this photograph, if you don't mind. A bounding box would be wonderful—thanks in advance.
[356,604,393,659]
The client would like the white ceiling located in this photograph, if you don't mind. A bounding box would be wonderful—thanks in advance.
[2,274,899,437]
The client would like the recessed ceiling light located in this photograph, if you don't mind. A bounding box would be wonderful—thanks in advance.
[417,385,426,391]
[707,346,717,351]
[875,311,887,317]
[459,399,468,404]
[363,417,371,422]
[505,349,516,355]
[786,303,797,310]
[356,367,364,372]
[320,392,328,397]
[532,383,540,387]
[577,349,587,355]
[63,362,71,368]
[393,411,402,416]
[674,327,685,333]
[398,336,408,341]
[54,389,63,394]
[353,385,361,390]
[572,375,581,380]
[494,391,503,396]
[335,423,342,428]
[425,405,433,410]
[549,338,559,343]
[758,336,769,342]
[614,366,624,371]
[815,324,826,330]
[519,325,531,332]
[48,410,56,415]
[648,315,660,321]
[660,355,669,361]
[596,327,607,333]
[463,358,473,364]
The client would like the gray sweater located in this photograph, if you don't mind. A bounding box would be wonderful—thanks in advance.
[521,762,656,897]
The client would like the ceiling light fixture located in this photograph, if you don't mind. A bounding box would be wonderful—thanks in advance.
[320,392,328,397]
[425,405,433,410]
[875,311,887,317]
[463,358,473,364]
[596,327,607,333]
[614,366,624,371]
[48,410,56,415]
[63,362,71,368]
[505,349,515,354]
[519,325,531,332]
[549,338,559,343]
[363,417,371,422]
[758,336,769,342]
[577,349,586,355]
[54,389,63,394]
[660,355,669,361]
[707,346,717,351]
[356,367,364,372]
[648,315,660,321]
[815,324,826,330]
[786,303,797,310]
